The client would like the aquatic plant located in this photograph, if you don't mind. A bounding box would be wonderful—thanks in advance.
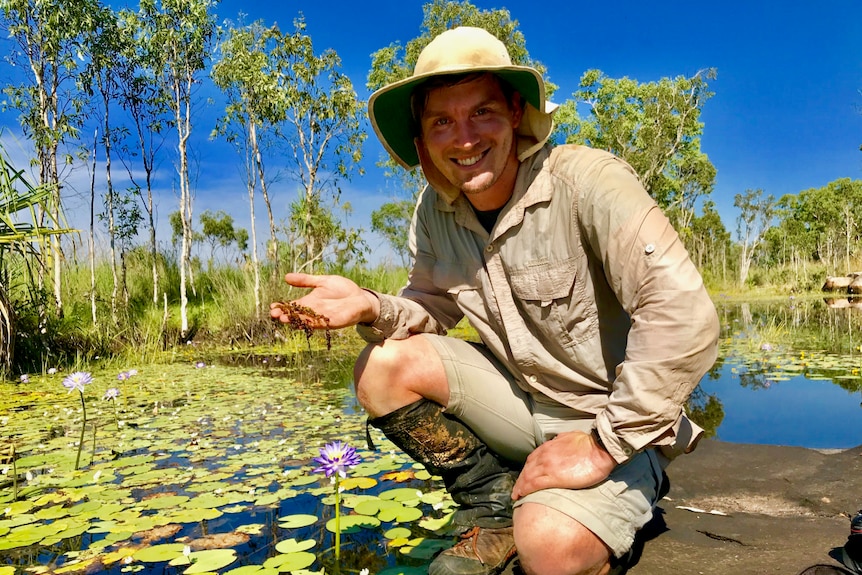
[313,441,361,562]
[103,386,121,430]
[61,371,93,470]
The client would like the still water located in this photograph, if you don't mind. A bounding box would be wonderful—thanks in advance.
[701,296,862,450]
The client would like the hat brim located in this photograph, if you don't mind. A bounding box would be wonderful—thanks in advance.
[369,66,547,170]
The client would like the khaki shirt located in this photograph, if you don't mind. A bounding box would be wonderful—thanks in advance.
[359,144,720,464]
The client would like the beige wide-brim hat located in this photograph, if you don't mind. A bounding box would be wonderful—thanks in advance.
[368,26,557,170]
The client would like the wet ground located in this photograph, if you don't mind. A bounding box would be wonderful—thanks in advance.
[628,439,862,574]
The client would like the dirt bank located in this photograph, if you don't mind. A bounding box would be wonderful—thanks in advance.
[629,439,862,574]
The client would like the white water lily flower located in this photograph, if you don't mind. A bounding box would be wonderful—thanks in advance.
[94,470,102,481]
[183,545,191,557]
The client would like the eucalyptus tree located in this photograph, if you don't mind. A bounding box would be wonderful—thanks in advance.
[366,0,552,260]
[556,69,717,235]
[81,3,128,326]
[116,7,170,306]
[199,209,244,269]
[0,0,102,316]
[211,20,283,316]
[689,200,732,284]
[136,0,216,339]
[734,188,776,286]
[274,16,367,273]
[769,178,862,272]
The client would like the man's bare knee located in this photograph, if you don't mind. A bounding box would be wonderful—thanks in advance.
[515,503,612,575]
[353,336,450,417]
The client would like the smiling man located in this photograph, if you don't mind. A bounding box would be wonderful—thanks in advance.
[271,26,719,575]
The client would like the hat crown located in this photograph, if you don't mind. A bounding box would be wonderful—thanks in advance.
[414,27,512,77]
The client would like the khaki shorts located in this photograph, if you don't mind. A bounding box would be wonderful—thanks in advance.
[423,333,664,558]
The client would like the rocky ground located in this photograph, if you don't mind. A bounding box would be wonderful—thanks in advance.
[626,439,862,575]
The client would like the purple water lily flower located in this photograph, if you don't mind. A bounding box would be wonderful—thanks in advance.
[103,387,121,400]
[62,371,93,394]
[19,374,29,384]
[117,371,130,381]
[195,361,206,369]
[313,441,361,478]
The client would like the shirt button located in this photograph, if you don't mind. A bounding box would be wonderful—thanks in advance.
[528,375,537,383]
[644,243,656,255]
[485,245,494,253]
[623,446,633,455]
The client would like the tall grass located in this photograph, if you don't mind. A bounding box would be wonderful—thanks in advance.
[5,248,412,377]
[9,240,839,379]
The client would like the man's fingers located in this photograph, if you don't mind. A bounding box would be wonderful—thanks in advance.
[283,272,319,288]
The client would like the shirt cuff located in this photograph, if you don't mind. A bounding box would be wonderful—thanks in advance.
[594,417,638,464]
[355,291,397,343]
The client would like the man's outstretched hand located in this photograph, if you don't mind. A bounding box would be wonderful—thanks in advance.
[269,273,380,330]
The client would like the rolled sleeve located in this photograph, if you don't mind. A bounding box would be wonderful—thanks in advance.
[580,159,719,464]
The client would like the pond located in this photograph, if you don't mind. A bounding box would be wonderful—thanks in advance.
[1,297,861,575]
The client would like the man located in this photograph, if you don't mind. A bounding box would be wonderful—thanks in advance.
[271,26,719,575]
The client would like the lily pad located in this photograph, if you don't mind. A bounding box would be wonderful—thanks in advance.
[325,514,381,533]
[277,514,318,529]
[274,538,316,554]
[263,551,316,571]
[133,542,187,562]
[169,549,237,574]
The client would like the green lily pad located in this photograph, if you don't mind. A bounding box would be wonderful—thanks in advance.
[379,505,423,523]
[169,549,237,574]
[277,514,318,529]
[223,566,279,575]
[274,538,316,554]
[263,551,316,571]
[325,514,380,533]
[384,527,413,540]
[133,543,187,562]
[379,487,423,503]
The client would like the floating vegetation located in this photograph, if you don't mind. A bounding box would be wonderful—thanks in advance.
[274,301,333,350]
[0,361,456,574]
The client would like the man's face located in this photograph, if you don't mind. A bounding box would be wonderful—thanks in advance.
[418,74,522,203]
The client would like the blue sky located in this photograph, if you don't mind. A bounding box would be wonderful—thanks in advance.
[1,0,861,263]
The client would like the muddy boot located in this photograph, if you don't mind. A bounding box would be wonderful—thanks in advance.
[369,399,517,575]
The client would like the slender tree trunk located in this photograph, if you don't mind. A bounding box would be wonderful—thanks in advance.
[89,130,98,326]
[101,85,119,326]
[176,77,194,339]
[248,122,261,318]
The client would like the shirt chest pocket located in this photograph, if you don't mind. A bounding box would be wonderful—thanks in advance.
[508,256,597,348]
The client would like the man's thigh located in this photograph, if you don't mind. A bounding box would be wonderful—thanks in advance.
[420,334,537,464]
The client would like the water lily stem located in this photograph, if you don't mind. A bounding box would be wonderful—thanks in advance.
[75,391,87,470]
[334,474,341,562]
[11,444,17,500]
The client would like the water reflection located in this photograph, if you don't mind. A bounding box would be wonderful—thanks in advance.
[687,296,862,449]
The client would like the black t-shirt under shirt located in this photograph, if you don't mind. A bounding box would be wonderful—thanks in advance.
[473,205,504,234]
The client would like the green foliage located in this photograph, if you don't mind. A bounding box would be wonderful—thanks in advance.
[734,188,776,286]
[556,68,717,223]
[366,0,553,94]
[272,16,367,272]
[370,200,416,265]
[199,209,247,265]
[765,178,862,271]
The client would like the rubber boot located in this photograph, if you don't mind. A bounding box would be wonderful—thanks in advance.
[369,399,517,575]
